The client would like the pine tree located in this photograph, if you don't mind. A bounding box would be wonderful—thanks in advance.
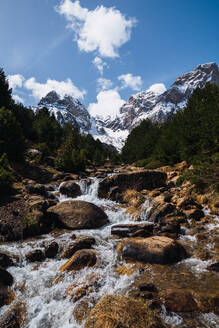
[0,68,12,109]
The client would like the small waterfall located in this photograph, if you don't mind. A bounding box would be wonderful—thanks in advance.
[77,177,100,198]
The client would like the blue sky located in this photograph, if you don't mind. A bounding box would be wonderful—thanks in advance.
[1,0,219,117]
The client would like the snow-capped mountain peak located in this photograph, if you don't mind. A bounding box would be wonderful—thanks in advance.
[34,91,91,132]
[33,62,219,151]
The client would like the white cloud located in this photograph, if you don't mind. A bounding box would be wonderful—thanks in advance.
[57,0,136,58]
[8,74,25,90]
[93,57,106,75]
[12,94,24,103]
[147,83,166,95]
[97,78,113,91]
[24,77,86,100]
[118,73,142,91]
[88,89,125,119]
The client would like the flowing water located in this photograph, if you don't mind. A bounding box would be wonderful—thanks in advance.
[0,178,218,327]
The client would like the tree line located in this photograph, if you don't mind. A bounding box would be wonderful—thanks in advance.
[122,83,219,191]
[0,67,119,191]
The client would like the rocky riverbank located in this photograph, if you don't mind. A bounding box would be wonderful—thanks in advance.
[0,161,218,327]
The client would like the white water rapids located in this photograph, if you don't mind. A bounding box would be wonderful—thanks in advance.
[0,178,218,327]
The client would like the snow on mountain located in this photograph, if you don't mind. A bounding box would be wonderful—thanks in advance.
[103,62,219,132]
[33,91,91,132]
[33,62,219,151]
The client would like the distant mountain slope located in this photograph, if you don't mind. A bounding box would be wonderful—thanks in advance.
[33,91,91,132]
[33,62,219,150]
[102,62,219,133]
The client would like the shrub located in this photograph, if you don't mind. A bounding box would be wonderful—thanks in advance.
[0,107,25,160]
[0,166,13,192]
[183,153,219,192]
[0,153,14,193]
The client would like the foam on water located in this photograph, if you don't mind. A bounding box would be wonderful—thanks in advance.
[0,178,138,327]
[1,178,218,327]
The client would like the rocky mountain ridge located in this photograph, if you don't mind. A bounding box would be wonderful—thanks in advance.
[33,62,219,150]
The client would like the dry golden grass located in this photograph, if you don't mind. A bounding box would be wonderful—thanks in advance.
[123,190,145,207]
[84,295,167,328]
[123,190,145,220]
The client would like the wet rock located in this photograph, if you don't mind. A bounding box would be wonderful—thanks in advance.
[59,181,81,198]
[47,200,109,230]
[159,288,198,312]
[111,224,153,238]
[0,286,15,307]
[98,171,167,201]
[117,236,188,265]
[184,208,205,221]
[0,253,13,268]
[44,241,59,258]
[154,216,182,236]
[62,236,95,258]
[60,249,97,271]
[148,203,178,223]
[0,300,26,328]
[84,295,167,328]
[73,298,95,324]
[0,267,14,286]
[207,261,219,272]
[25,249,45,262]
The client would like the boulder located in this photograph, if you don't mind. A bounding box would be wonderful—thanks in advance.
[60,249,96,271]
[111,224,154,238]
[0,286,15,307]
[0,301,26,328]
[159,288,198,312]
[25,249,45,262]
[137,283,158,293]
[22,210,54,238]
[148,203,177,223]
[0,253,13,268]
[47,200,109,230]
[73,299,94,324]
[44,241,59,258]
[207,261,219,272]
[117,236,188,265]
[59,181,81,198]
[84,295,167,328]
[62,236,95,258]
[176,197,202,210]
[184,208,205,221]
[98,171,167,201]
[25,183,47,196]
[0,267,14,286]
